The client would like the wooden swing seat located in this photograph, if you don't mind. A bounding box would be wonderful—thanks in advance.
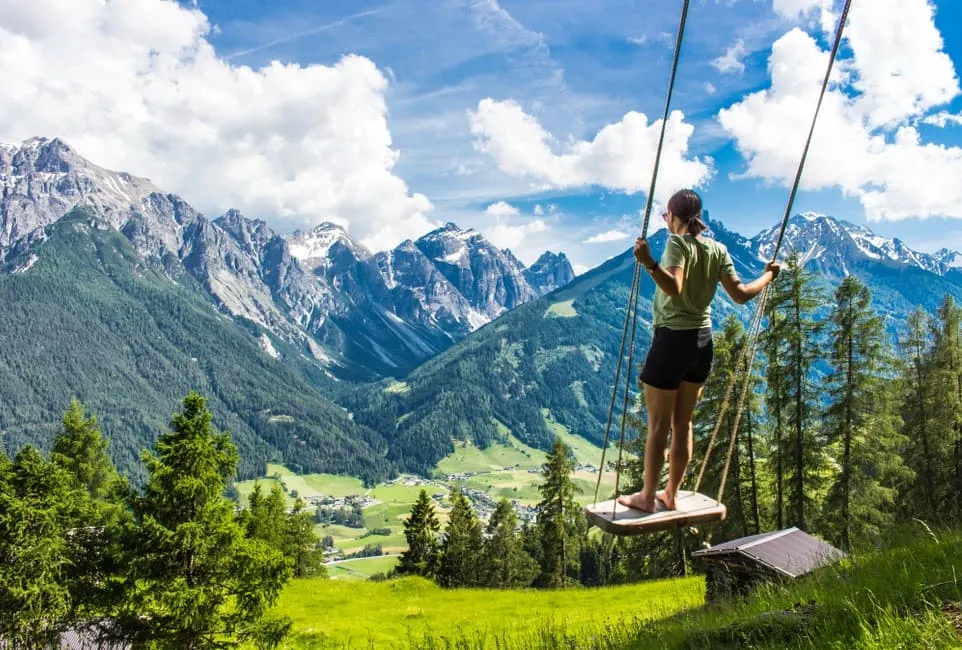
[585,490,727,536]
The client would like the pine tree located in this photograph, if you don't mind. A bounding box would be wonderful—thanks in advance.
[114,393,292,649]
[899,308,939,521]
[397,489,441,579]
[762,278,790,530]
[822,277,912,549]
[929,296,962,523]
[437,487,483,587]
[764,252,826,530]
[536,438,582,588]
[243,482,288,551]
[284,498,325,578]
[50,400,128,618]
[0,446,73,647]
[480,499,538,588]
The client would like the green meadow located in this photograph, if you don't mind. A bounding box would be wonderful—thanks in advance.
[273,574,704,649]
[268,526,962,649]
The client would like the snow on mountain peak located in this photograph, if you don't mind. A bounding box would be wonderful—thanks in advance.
[749,212,957,276]
[288,222,369,269]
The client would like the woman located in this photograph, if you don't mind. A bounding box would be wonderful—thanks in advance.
[617,189,780,513]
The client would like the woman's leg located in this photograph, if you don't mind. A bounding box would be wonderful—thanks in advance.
[617,383,676,512]
[657,380,704,509]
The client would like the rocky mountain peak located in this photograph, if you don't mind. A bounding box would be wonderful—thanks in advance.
[524,251,575,295]
[750,212,953,276]
[0,137,184,259]
[287,222,371,272]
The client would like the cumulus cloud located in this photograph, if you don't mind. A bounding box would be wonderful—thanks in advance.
[719,0,962,221]
[712,39,748,75]
[583,230,630,244]
[484,200,521,218]
[705,82,718,95]
[0,0,435,251]
[468,99,712,202]
[573,264,589,275]
[923,111,962,128]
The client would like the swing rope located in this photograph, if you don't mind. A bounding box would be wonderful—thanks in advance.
[593,0,692,507]
[692,0,854,508]
[593,0,854,519]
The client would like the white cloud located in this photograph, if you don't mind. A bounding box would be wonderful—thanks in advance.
[0,0,435,252]
[772,0,835,33]
[844,0,958,128]
[712,39,748,75]
[719,0,962,221]
[573,264,589,275]
[484,219,548,257]
[485,200,521,218]
[583,230,630,244]
[478,200,549,263]
[923,111,962,128]
[468,99,712,202]
[627,32,674,48]
[533,204,544,215]
[705,82,718,95]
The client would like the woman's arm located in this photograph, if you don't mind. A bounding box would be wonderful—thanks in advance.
[720,262,781,305]
[634,238,684,297]
[649,263,684,297]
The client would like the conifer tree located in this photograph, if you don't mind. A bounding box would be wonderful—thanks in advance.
[114,393,291,649]
[929,296,962,523]
[480,499,538,588]
[284,498,325,578]
[822,277,912,549]
[397,489,441,579]
[243,482,288,551]
[536,438,582,588]
[899,308,939,520]
[763,252,825,530]
[50,400,128,617]
[437,487,483,587]
[0,446,73,647]
[762,278,789,530]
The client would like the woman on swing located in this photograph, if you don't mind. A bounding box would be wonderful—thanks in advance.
[618,189,780,513]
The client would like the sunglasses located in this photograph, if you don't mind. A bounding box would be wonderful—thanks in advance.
[661,212,669,222]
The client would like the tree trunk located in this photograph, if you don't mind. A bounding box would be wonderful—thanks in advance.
[793,291,805,530]
[746,407,761,535]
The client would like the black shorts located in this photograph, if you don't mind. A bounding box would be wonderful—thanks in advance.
[640,326,714,390]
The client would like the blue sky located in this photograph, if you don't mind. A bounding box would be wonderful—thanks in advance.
[2,0,962,272]
[201,0,962,268]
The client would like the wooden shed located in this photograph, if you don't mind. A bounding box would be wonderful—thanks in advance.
[691,527,846,602]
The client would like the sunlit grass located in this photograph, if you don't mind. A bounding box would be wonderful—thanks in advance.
[273,574,704,649]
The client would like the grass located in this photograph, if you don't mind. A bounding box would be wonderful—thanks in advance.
[273,574,704,648]
[338,532,407,553]
[325,556,400,581]
[301,474,367,497]
[436,436,543,474]
[385,381,410,394]
[544,299,578,318]
[624,526,962,649]
[291,525,962,649]
[541,408,606,467]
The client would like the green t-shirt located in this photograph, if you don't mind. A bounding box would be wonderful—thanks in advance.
[652,234,736,330]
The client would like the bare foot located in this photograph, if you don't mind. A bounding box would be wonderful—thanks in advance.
[656,489,677,510]
[617,491,655,513]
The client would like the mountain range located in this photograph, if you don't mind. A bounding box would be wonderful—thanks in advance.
[1,138,573,381]
[3,136,961,478]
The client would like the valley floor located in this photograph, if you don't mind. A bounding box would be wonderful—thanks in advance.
[235,417,616,568]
